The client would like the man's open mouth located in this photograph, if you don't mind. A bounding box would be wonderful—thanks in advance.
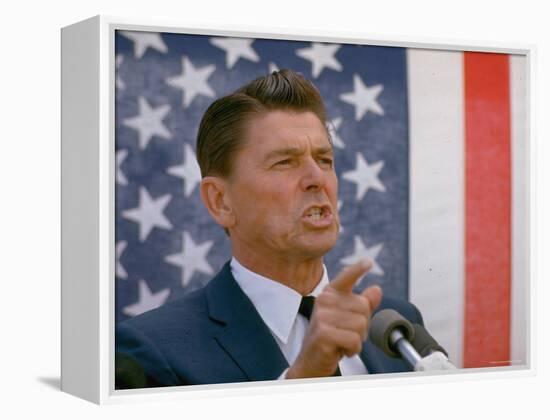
[303,205,332,220]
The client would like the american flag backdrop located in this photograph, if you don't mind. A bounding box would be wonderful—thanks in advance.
[114,30,528,370]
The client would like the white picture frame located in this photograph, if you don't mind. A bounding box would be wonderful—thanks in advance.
[61,15,534,405]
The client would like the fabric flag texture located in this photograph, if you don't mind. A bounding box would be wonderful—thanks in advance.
[114,30,528,370]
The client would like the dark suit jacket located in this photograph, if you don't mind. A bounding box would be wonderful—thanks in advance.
[115,261,424,388]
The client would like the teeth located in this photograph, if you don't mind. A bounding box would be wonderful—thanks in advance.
[307,207,323,218]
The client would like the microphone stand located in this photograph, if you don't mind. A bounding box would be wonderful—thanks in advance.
[389,329,421,369]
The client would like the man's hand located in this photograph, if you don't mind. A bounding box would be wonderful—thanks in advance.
[286,259,383,379]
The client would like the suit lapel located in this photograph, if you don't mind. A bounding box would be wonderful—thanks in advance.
[204,263,412,380]
[205,262,289,381]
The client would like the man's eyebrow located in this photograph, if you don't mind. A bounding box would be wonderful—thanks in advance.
[264,146,333,161]
[264,147,303,161]
[313,146,334,155]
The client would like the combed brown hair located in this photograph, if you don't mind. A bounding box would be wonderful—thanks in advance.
[196,69,331,178]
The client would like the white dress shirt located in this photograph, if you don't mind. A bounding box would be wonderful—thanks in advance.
[230,257,368,378]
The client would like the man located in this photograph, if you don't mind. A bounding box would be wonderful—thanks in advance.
[115,69,423,388]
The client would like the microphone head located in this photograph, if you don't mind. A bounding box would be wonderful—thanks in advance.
[411,324,448,358]
[369,309,415,358]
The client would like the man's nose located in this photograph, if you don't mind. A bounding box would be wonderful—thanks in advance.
[299,158,326,191]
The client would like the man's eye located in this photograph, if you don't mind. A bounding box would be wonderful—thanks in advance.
[319,158,333,167]
[275,159,292,166]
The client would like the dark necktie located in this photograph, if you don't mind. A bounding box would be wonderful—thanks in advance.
[298,296,342,377]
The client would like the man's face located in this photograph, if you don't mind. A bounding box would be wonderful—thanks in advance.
[225,110,340,262]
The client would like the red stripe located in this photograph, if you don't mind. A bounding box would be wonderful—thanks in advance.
[463,52,512,368]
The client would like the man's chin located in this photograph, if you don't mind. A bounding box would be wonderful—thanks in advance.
[296,232,339,258]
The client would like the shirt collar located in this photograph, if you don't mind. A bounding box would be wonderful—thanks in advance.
[230,257,329,344]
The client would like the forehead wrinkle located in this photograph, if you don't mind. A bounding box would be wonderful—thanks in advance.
[264,135,333,158]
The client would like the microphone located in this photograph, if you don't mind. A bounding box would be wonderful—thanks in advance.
[411,323,448,358]
[369,309,421,370]
[370,309,457,371]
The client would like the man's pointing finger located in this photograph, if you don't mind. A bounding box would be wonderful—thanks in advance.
[330,259,373,293]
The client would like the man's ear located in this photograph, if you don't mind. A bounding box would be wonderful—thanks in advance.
[200,176,236,229]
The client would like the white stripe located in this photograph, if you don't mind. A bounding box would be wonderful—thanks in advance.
[407,49,465,368]
[510,54,529,366]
